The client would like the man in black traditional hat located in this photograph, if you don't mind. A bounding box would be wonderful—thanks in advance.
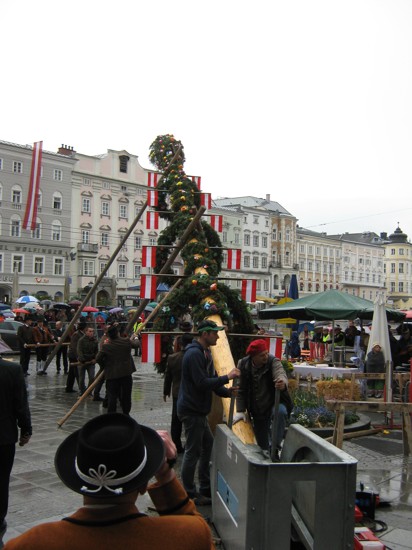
[3,414,213,550]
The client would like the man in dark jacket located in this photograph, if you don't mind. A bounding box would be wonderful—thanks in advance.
[177,320,240,505]
[0,356,32,545]
[96,323,138,414]
[77,327,98,396]
[16,316,34,376]
[52,321,68,374]
[65,320,86,393]
[234,339,289,458]
[163,333,193,453]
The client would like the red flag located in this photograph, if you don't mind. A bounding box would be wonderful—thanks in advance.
[147,189,158,207]
[140,275,157,299]
[210,215,222,232]
[146,211,159,230]
[142,246,157,268]
[23,141,43,230]
[227,249,241,270]
[141,333,162,363]
[268,337,282,358]
[200,192,211,210]
[147,172,158,187]
[241,279,257,303]
[190,175,201,190]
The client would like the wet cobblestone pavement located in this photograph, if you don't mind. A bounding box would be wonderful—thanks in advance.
[2,354,412,549]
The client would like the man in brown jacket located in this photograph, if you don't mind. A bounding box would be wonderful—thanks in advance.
[96,323,138,414]
[3,414,214,550]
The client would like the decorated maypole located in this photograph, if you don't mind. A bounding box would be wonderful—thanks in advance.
[146,134,256,443]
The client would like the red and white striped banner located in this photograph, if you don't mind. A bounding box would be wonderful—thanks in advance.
[146,211,159,230]
[140,275,157,299]
[210,215,222,232]
[147,172,159,188]
[147,189,158,207]
[227,249,241,270]
[141,333,162,363]
[23,141,43,230]
[200,192,211,210]
[241,279,257,303]
[190,175,201,190]
[268,337,283,358]
[142,246,157,268]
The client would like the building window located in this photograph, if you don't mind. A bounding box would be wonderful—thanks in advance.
[82,230,90,244]
[10,217,21,237]
[52,221,62,241]
[391,248,395,255]
[12,186,22,205]
[308,246,313,255]
[84,178,91,186]
[101,233,109,246]
[264,280,269,291]
[300,244,305,253]
[134,236,142,250]
[53,193,62,210]
[53,169,63,181]
[134,264,141,278]
[101,201,110,216]
[399,263,404,274]
[222,231,227,243]
[54,258,63,275]
[272,229,277,240]
[12,255,23,273]
[244,234,250,246]
[399,248,404,255]
[102,181,110,189]
[149,237,156,246]
[13,161,23,173]
[119,155,129,174]
[399,282,404,292]
[244,256,250,268]
[83,261,94,276]
[0,158,3,170]
[285,251,290,265]
[390,282,395,292]
[31,221,41,239]
[253,235,259,247]
[37,190,42,208]
[391,263,395,273]
[119,204,128,219]
[285,229,290,242]
[253,256,259,268]
[262,257,267,269]
[34,256,44,274]
[82,198,91,213]
[308,261,312,271]
[253,216,259,224]
[118,264,126,278]
[235,233,240,245]
[262,236,268,248]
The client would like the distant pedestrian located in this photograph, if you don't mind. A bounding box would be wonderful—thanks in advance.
[52,321,69,374]
[65,320,86,394]
[163,333,193,453]
[77,327,98,396]
[0,356,32,547]
[365,342,385,398]
[16,316,34,376]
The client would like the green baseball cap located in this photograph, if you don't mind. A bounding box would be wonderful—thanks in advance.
[197,320,225,333]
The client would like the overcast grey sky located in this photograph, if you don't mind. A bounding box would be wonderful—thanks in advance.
[2,0,412,239]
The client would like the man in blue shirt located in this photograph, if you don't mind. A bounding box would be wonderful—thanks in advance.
[177,320,240,506]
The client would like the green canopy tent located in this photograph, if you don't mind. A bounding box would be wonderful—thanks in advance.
[258,290,405,322]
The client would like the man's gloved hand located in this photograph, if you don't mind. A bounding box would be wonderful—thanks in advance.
[233,412,246,424]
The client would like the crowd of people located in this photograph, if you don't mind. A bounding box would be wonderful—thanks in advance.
[1,311,295,548]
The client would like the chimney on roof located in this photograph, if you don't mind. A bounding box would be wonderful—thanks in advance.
[58,144,76,156]
[266,194,270,202]
[380,232,387,240]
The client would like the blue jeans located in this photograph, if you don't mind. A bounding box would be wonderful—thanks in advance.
[179,415,214,497]
[252,403,288,451]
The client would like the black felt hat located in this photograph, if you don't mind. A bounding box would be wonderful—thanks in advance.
[55,413,164,498]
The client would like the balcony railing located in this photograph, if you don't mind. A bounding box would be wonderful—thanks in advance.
[77,243,98,253]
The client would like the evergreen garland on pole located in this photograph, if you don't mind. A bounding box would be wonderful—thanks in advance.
[148,134,254,369]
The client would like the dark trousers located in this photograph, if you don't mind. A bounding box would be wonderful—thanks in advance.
[106,376,133,414]
[19,349,31,374]
[0,444,16,524]
[66,364,79,391]
[35,347,49,362]
[251,404,288,451]
[56,347,68,372]
[171,397,184,451]
[179,415,213,498]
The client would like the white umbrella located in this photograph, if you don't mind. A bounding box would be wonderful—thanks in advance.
[16,295,39,304]
[367,292,392,401]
